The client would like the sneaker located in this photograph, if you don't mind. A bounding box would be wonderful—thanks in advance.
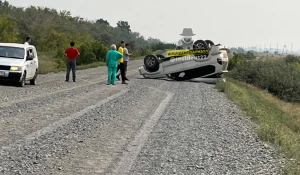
[107,83,110,85]
[124,77,129,81]
[73,80,76,82]
[122,81,128,84]
[65,80,69,82]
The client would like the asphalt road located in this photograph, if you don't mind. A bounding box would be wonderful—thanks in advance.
[0,59,284,175]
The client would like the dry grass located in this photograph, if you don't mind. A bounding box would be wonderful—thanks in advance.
[216,78,300,174]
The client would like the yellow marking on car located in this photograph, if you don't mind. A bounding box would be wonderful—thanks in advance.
[166,49,209,57]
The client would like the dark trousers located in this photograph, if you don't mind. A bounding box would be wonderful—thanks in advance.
[117,63,125,82]
[66,59,76,81]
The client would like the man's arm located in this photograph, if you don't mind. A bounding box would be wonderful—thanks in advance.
[105,52,109,66]
[116,51,123,59]
[64,49,68,57]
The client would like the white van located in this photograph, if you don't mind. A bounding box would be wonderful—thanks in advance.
[0,43,38,87]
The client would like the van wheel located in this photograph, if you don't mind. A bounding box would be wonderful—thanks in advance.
[30,70,37,85]
[17,72,26,87]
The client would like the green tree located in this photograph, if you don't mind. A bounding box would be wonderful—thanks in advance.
[0,15,19,42]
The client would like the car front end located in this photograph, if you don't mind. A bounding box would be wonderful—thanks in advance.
[0,64,24,82]
[0,45,26,83]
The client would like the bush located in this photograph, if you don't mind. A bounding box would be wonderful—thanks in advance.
[229,59,300,102]
[227,52,246,71]
[139,45,152,56]
[77,44,97,65]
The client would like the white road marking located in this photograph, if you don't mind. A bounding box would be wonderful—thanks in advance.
[111,90,174,175]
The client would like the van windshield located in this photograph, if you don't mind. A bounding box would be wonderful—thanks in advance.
[0,46,25,59]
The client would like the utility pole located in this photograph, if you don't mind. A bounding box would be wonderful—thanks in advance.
[291,43,293,54]
[270,43,271,54]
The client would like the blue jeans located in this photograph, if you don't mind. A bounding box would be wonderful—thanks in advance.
[66,59,76,81]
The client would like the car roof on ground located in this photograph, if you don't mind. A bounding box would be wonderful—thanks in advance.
[0,43,35,49]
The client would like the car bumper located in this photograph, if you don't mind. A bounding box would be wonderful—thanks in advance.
[0,70,22,82]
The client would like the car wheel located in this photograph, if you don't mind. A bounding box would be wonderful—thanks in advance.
[205,40,214,47]
[144,54,159,72]
[30,70,37,85]
[193,40,208,49]
[17,72,26,87]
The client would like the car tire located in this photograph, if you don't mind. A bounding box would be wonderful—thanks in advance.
[144,54,159,72]
[193,40,208,49]
[17,72,26,87]
[205,40,214,47]
[30,70,37,85]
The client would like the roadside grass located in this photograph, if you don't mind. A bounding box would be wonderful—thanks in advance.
[216,78,300,174]
[38,52,143,74]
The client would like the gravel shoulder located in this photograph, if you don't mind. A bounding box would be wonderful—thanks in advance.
[0,60,284,175]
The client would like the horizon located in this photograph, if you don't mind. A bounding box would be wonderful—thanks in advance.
[5,0,300,50]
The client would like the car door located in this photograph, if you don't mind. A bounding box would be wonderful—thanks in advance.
[31,48,38,74]
[25,48,34,78]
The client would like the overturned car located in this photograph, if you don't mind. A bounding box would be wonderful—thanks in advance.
[138,40,229,81]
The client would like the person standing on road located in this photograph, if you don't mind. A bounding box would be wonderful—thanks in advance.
[64,41,80,82]
[116,41,127,84]
[24,37,31,45]
[106,44,123,85]
[123,43,132,81]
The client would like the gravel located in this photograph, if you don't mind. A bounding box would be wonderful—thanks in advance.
[0,59,284,175]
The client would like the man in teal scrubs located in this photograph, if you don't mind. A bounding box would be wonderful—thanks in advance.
[106,44,123,85]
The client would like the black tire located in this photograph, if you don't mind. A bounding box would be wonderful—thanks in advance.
[30,70,37,85]
[17,72,26,87]
[144,54,159,72]
[193,40,208,49]
[205,40,214,47]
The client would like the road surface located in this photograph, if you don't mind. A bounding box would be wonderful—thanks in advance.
[0,59,284,175]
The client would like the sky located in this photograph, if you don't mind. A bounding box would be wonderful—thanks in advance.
[6,0,300,51]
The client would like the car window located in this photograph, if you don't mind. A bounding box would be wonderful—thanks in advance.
[0,46,24,59]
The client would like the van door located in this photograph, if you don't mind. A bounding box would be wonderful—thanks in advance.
[25,48,34,78]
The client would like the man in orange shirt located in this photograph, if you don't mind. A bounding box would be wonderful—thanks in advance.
[64,41,80,82]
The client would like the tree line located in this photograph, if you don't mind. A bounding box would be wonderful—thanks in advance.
[0,0,176,65]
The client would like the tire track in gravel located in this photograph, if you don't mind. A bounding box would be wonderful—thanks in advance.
[0,85,126,149]
[0,59,142,104]
[0,69,137,107]
[111,90,174,175]
[0,82,169,175]
[128,81,283,175]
